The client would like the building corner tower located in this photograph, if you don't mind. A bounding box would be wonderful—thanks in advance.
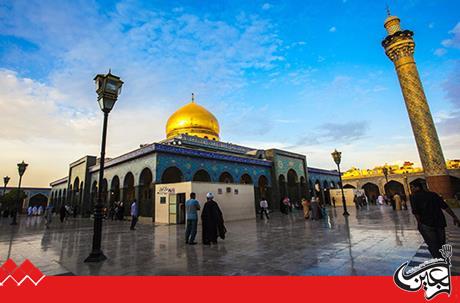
[381,11,453,198]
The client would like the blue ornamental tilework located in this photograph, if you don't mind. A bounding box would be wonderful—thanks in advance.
[307,171,340,188]
[274,154,306,179]
[156,152,271,186]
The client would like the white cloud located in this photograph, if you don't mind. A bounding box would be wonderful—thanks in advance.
[329,26,336,33]
[434,48,447,56]
[262,3,272,10]
[441,22,460,48]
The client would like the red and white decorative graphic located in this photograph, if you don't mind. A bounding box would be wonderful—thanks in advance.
[0,259,45,286]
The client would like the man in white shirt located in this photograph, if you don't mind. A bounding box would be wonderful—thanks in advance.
[259,198,269,219]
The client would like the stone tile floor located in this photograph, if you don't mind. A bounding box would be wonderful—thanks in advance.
[1,205,459,276]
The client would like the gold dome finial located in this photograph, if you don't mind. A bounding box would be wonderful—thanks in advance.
[384,7,401,35]
[165,96,220,141]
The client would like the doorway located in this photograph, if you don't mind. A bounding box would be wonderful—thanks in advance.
[176,193,186,224]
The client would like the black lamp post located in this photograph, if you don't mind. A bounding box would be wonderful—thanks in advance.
[331,149,349,216]
[383,166,389,195]
[85,70,123,263]
[3,176,10,197]
[11,161,28,225]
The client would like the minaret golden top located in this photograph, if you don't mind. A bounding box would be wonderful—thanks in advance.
[384,8,401,35]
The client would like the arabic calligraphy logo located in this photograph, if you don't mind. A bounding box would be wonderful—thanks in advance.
[393,244,452,300]
[0,259,45,286]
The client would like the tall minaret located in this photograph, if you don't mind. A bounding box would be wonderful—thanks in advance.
[381,11,453,198]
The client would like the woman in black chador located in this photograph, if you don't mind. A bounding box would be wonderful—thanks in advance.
[201,192,226,245]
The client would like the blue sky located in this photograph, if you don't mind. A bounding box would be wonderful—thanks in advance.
[0,0,459,187]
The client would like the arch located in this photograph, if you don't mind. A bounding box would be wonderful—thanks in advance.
[101,178,108,205]
[58,189,62,207]
[308,179,314,197]
[384,180,404,197]
[240,173,253,184]
[300,176,307,198]
[161,167,184,183]
[287,169,299,204]
[139,168,153,217]
[330,181,336,189]
[110,175,120,203]
[362,182,380,203]
[91,181,98,206]
[255,175,270,212]
[79,181,85,208]
[278,174,287,200]
[218,172,234,183]
[323,180,331,205]
[29,193,48,208]
[123,172,135,203]
[72,177,80,208]
[343,184,356,189]
[192,169,211,182]
[409,178,427,191]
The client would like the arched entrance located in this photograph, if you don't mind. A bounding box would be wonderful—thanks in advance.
[409,178,427,191]
[91,181,98,208]
[343,184,356,189]
[139,168,153,217]
[362,182,380,203]
[385,180,405,197]
[278,175,287,200]
[123,172,135,205]
[300,176,307,199]
[218,172,234,183]
[101,178,108,205]
[240,173,253,184]
[287,169,299,205]
[323,180,331,205]
[110,176,120,204]
[192,169,211,182]
[72,177,80,208]
[161,167,183,183]
[255,175,270,212]
[29,193,48,208]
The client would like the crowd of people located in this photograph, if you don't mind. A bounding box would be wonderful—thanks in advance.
[4,181,460,260]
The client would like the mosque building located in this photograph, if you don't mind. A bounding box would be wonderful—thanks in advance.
[49,95,339,223]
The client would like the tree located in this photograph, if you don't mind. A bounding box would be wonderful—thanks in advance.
[0,189,27,211]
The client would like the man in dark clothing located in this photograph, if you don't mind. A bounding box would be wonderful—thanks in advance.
[201,192,225,245]
[410,181,460,258]
[59,204,67,223]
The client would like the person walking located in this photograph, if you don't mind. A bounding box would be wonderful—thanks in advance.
[201,192,225,245]
[130,200,138,230]
[310,197,320,220]
[185,192,200,245]
[394,193,402,210]
[301,198,310,219]
[410,181,460,258]
[282,197,290,215]
[59,203,67,223]
[259,197,269,219]
[44,204,53,229]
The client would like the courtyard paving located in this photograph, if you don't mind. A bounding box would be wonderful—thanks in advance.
[0,205,458,276]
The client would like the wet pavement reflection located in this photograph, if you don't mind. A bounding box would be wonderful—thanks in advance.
[0,205,426,276]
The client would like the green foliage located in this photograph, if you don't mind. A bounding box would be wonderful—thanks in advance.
[0,189,26,210]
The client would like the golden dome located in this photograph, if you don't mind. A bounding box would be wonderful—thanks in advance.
[166,94,220,141]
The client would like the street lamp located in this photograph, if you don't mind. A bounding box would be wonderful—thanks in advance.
[85,70,123,263]
[383,165,389,195]
[11,161,28,225]
[331,149,349,216]
[3,176,10,196]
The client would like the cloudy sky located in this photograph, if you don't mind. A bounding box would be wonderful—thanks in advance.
[0,0,459,187]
